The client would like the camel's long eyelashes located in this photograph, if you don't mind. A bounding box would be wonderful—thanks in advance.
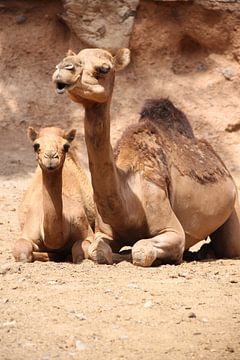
[95,65,111,77]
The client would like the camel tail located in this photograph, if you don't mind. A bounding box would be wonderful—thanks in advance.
[139,98,195,139]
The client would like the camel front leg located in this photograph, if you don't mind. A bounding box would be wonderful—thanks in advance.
[132,230,185,267]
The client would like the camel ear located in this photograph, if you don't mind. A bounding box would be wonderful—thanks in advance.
[113,48,130,71]
[66,49,76,56]
[64,129,76,142]
[27,127,38,142]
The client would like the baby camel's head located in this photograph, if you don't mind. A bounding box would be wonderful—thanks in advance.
[28,127,76,172]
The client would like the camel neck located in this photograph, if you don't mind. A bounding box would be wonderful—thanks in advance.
[42,169,64,249]
[84,100,126,224]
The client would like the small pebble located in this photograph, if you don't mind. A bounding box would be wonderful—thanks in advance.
[127,283,139,289]
[3,320,16,327]
[144,300,154,308]
[104,289,111,293]
[222,68,236,81]
[16,15,27,24]
[75,313,87,321]
[226,346,234,353]
[75,339,88,351]
[119,335,128,340]
[188,312,197,319]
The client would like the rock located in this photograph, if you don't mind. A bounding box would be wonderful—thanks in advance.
[119,335,129,340]
[225,122,240,132]
[16,15,27,24]
[3,320,16,327]
[75,339,88,351]
[188,312,197,318]
[60,0,139,48]
[127,282,140,289]
[222,68,236,81]
[75,313,87,320]
[226,346,234,353]
[144,300,154,308]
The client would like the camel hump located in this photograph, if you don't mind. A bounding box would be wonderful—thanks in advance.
[139,98,195,139]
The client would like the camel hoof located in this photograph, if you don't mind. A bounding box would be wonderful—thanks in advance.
[88,239,113,265]
[16,253,33,263]
[132,242,157,267]
[13,239,34,263]
[72,254,84,264]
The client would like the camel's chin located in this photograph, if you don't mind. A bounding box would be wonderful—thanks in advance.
[81,90,108,103]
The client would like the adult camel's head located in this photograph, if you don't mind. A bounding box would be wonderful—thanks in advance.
[52,48,130,103]
[28,127,76,172]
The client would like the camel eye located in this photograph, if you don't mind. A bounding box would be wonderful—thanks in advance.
[96,65,110,75]
[65,64,74,70]
[33,143,40,152]
[63,143,70,153]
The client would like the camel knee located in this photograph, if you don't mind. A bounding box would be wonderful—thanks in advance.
[13,239,34,262]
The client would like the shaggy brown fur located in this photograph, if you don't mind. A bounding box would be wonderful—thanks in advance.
[115,98,230,186]
[139,98,194,139]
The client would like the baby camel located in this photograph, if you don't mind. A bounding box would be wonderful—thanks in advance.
[13,126,94,263]
[52,48,240,266]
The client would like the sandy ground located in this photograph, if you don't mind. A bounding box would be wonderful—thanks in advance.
[0,1,240,359]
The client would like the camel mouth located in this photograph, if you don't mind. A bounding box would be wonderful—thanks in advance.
[55,81,70,94]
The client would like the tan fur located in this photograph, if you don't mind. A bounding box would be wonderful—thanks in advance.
[13,127,95,263]
[52,48,240,266]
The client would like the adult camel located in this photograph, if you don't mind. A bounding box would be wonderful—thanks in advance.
[52,48,240,266]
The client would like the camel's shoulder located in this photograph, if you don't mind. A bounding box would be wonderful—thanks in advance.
[114,120,170,189]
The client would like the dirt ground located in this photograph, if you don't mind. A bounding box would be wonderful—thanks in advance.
[0,1,240,359]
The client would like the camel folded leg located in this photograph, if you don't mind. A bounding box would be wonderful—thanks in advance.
[185,200,240,261]
[13,238,66,262]
[131,231,185,267]
[87,232,133,265]
[209,200,240,259]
